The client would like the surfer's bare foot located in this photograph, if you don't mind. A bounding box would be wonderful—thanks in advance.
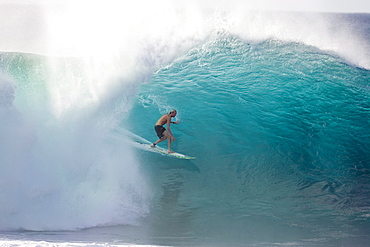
[151,143,156,148]
[168,150,175,154]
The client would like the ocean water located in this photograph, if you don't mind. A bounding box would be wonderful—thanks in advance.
[0,4,370,247]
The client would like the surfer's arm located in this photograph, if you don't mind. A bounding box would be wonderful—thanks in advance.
[166,117,175,139]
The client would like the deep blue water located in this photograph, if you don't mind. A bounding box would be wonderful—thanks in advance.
[0,10,370,247]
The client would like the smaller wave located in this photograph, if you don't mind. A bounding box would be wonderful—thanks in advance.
[0,239,167,247]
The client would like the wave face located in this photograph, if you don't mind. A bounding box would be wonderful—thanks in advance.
[126,36,370,245]
[0,4,370,246]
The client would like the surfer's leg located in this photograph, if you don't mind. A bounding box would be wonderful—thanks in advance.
[152,126,167,147]
[163,131,175,153]
[167,138,174,153]
[151,136,167,147]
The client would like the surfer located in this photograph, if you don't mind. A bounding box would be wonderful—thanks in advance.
[151,109,178,153]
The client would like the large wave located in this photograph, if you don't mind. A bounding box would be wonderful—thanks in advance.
[125,35,370,245]
[0,1,369,232]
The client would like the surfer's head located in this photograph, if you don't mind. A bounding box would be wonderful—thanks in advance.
[169,109,177,117]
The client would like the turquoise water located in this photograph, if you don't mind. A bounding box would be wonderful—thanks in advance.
[125,36,370,246]
[0,10,370,247]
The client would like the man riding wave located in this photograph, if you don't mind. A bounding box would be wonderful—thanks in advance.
[151,109,178,153]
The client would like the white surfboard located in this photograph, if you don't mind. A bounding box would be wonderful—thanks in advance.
[135,142,196,160]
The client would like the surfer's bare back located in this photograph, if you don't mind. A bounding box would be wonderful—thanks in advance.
[151,109,178,153]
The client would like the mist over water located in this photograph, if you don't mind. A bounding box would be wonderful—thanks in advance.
[0,1,370,246]
[0,52,154,231]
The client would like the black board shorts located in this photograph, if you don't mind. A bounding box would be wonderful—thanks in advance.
[154,125,166,139]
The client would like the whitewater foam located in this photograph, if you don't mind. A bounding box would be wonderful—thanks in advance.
[5,2,368,70]
[0,52,153,231]
[0,239,166,247]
